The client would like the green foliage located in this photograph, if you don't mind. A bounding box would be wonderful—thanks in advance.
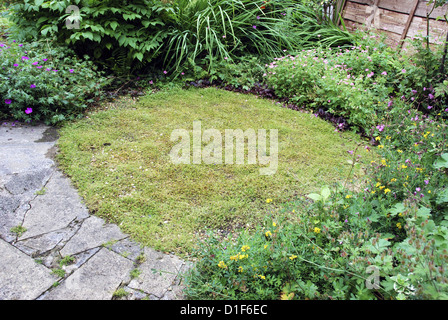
[183,107,448,299]
[0,39,108,124]
[7,0,355,77]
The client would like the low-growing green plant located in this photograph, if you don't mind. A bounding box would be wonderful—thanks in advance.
[183,104,448,300]
[0,38,109,124]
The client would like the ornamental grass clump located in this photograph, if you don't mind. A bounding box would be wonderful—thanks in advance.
[0,39,108,124]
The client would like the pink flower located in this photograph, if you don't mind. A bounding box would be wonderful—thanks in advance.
[252,25,257,29]
[402,69,406,73]
[163,70,168,74]
[69,69,74,73]
[381,71,387,75]
[25,108,32,114]
[5,99,12,104]
[30,84,36,88]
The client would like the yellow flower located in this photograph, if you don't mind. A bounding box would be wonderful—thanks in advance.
[397,223,402,229]
[381,159,387,165]
[371,190,376,194]
[272,222,277,227]
[375,136,381,141]
[379,186,385,190]
[218,261,227,269]
[378,145,384,149]
[289,255,298,260]
[266,198,272,203]
[401,165,408,169]
[314,227,321,234]
[241,245,250,252]
[386,136,391,140]
[346,194,352,199]
[397,149,403,153]
[230,254,239,261]
[258,275,266,280]
[428,190,431,194]
[238,266,244,273]
[384,188,391,194]
[239,254,248,260]
[398,212,403,217]
[264,244,268,249]
[390,178,397,182]
[265,231,272,237]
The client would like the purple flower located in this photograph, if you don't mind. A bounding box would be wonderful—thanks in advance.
[4,99,12,104]
[30,84,36,88]
[376,124,385,132]
[381,71,387,75]
[13,63,19,67]
[36,66,43,69]
[69,69,74,73]
[388,100,393,107]
[428,105,433,109]
[252,25,257,29]
[411,90,417,94]
[402,69,406,73]
[25,108,32,114]
[347,150,354,155]
[256,16,261,20]
[46,68,51,71]
[32,62,38,65]
[163,70,167,74]
[428,93,434,99]
[149,80,153,84]
[21,56,29,60]
[416,187,421,192]
[42,58,48,61]
[18,44,23,47]
[424,180,429,185]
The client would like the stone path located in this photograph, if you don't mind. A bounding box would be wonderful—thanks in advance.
[0,123,191,300]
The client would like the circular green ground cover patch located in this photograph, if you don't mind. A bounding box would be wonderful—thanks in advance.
[57,87,373,254]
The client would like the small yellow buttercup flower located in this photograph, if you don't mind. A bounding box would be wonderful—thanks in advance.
[397,149,403,153]
[272,222,277,227]
[241,245,250,252]
[266,198,272,203]
[378,145,384,149]
[390,178,397,182]
[375,136,381,141]
[384,188,391,194]
[218,261,227,269]
[289,255,298,260]
[346,195,352,199]
[265,231,272,237]
[397,223,402,229]
[314,227,321,234]
[238,266,244,273]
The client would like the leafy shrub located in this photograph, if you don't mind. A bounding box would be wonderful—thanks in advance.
[262,32,448,132]
[7,0,355,77]
[0,39,108,124]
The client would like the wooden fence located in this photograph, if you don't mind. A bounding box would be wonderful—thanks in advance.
[341,0,448,48]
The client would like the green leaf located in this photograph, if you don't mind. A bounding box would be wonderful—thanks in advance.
[436,188,448,205]
[109,21,119,31]
[434,153,448,169]
[321,186,331,201]
[307,193,322,202]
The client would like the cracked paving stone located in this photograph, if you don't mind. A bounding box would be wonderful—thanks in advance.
[60,215,127,257]
[41,247,134,300]
[0,239,57,300]
[127,247,186,299]
[20,170,90,240]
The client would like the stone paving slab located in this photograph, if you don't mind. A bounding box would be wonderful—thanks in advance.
[0,239,57,300]
[0,123,192,300]
[41,248,134,300]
